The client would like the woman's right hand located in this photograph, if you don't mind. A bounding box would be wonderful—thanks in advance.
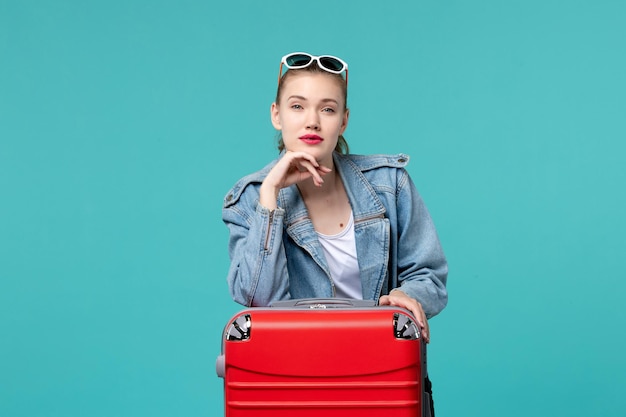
[259,151,331,209]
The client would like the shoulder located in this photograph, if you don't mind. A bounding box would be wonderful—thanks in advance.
[336,153,413,195]
[337,153,410,172]
[223,158,278,208]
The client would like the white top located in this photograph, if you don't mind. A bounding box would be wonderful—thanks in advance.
[316,211,363,299]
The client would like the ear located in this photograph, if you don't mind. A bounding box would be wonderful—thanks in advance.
[339,108,350,135]
[270,102,282,130]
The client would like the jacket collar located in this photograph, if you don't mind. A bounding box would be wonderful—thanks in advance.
[333,152,387,222]
[279,152,387,227]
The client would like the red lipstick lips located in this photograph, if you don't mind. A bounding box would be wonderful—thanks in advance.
[299,134,323,144]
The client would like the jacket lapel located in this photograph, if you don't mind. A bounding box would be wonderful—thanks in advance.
[334,154,390,300]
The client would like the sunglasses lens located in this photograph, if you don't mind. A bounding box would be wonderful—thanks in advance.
[319,57,344,72]
[285,54,313,67]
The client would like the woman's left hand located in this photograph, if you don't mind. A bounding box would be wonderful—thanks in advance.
[379,290,430,343]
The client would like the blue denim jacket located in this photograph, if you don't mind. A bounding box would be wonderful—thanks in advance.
[222,152,448,318]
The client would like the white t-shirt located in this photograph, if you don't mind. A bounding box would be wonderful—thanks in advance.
[316,211,363,299]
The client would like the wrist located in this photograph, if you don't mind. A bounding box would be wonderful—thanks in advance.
[259,183,279,210]
[389,288,406,297]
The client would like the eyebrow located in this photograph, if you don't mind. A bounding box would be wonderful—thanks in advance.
[287,95,340,105]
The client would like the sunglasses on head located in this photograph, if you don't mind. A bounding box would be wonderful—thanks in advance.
[278,52,349,86]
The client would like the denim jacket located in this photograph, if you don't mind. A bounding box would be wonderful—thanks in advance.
[222,152,448,318]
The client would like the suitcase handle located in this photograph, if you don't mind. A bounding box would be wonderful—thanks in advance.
[271,298,377,308]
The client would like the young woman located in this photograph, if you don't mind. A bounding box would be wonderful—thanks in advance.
[222,52,448,343]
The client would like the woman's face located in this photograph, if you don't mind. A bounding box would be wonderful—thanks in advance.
[271,72,349,166]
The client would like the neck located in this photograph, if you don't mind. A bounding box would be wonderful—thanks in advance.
[297,162,340,199]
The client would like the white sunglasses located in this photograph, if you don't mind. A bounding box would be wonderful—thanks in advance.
[278,52,349,86]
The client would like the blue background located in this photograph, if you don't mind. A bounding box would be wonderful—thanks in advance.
[2,1,625,416]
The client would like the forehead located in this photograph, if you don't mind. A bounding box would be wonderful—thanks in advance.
[279,72,345,103]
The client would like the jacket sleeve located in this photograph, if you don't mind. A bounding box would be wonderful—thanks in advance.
[394,170,448,318]
[222,185,290,307]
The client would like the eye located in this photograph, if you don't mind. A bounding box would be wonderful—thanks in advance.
[322,107,336,113]
[291,104,303,110]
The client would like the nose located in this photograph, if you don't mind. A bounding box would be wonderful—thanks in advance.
[306,110,320,130]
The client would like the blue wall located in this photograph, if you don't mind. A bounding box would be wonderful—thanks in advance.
[2,1,625,416]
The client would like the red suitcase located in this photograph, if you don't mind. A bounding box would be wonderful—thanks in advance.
[216,298,430,417]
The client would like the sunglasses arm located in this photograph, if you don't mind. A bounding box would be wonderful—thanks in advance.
[277,62,284,85]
